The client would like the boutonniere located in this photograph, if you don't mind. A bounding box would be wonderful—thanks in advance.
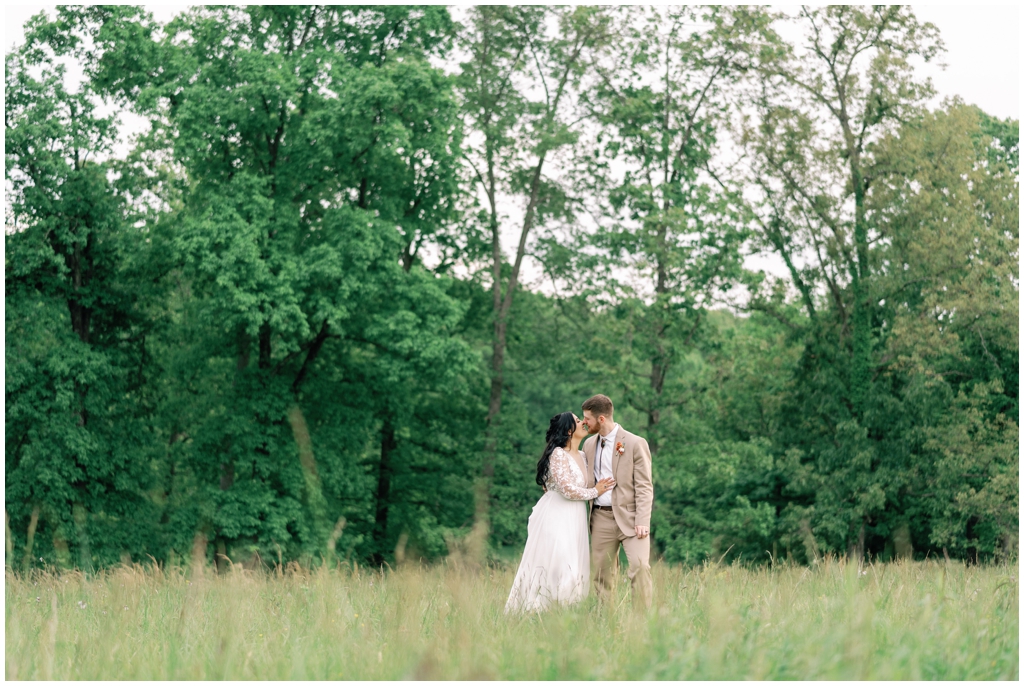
[615,441,625,456]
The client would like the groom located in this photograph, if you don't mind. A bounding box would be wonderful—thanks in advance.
[581,394,653,609]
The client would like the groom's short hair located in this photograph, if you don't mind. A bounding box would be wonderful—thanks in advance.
[582,394,614,418]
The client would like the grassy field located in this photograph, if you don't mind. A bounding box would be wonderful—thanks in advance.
[4,557,1018,680]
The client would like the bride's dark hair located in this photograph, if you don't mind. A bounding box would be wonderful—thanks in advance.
[536,412,577,489]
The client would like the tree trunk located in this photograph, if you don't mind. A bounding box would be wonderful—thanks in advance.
[236,328,250,373]
[647,224,670,455]
[837,104,872,416]
[68,232,93,429]
[69,301,91,345]
[483,149,504,438]
[291,320,330,394]
[478,159,546,532]
[847,520,866,563]
[483,318,507,480]
[849,163,872,415]
[21,505,40,571]
[211,335,250,571]
[72,503,92,573]
[215,539,228,573]
[258,322,272,370]
[472,151,506,549]
[371,417,397,565]
[68,231,93,344]
[401,238,417,273]
[648,356,666,454]
[470,12,589,547]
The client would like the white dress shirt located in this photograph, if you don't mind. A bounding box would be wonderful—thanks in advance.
[593,423,619,507]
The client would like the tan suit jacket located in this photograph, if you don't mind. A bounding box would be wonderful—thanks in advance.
[584,427,653,538]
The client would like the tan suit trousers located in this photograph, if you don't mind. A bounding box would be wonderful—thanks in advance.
[590,508,652,609]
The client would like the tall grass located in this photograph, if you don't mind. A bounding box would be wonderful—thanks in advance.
[5,557,1018,679]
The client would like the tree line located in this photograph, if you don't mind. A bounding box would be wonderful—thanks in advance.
[5,6,1018,570]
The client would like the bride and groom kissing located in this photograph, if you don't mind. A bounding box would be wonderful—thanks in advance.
[505,394,653,613]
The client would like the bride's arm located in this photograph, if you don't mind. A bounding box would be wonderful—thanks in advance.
[550,448,599,501]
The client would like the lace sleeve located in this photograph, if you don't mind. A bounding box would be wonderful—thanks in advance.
[550,448,599,501]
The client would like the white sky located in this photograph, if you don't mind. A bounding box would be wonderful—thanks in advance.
[4,4,1020,290]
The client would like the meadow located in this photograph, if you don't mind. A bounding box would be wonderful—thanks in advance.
[4,557,1018,680]
[4,556,1019,683]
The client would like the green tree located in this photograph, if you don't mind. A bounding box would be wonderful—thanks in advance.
[457,5,612,543]
[568,6,768,453]
[867,104,1018,560]
[744,6,943,414]
[5,5,1015,570]
[739,6,946,559]
[27,5,477,567]
[5,44,158,569]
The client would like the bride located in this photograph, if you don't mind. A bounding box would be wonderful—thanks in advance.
[504,411,616,614]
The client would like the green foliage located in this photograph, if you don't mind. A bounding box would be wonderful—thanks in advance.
[6,44,159,568]
[4,6,1017,570]
[4,561,1018,679]
[7,5,477,570]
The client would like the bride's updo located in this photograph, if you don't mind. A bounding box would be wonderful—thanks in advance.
[536,412,577,489]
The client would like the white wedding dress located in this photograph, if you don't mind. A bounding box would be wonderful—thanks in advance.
[504,446,598,614]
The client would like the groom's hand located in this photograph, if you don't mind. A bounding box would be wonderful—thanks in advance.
[635,525,649,539]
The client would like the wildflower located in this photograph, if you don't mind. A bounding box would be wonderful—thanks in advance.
[354,613,359,618]
[123,606,129,611]
[103,611,107,615]
[35,597,40,602]
[859,570,867,577]
[77,600,87,609]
